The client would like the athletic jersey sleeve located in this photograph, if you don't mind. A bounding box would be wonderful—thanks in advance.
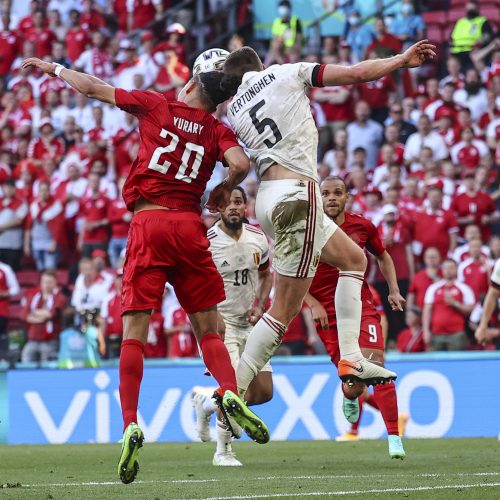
[366,220,386,257]
[215,121,241,161]
[295,62,326,88]
[491,259,500,290]
[258,236,270,271]
[114,88,166,116]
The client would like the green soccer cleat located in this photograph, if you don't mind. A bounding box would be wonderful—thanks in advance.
[118,423,144,484]
[222,390,270,444]
[342,396,360,424]
[388,434,406,460]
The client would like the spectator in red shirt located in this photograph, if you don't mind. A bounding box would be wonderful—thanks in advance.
[21,270,68,362]
[153,23,187,65]
[397,307,426,353]
[451,172,499,241]
[0,91,32,138]
[450,127,489,171]
[407,246,442,311]
[452,224,491,263]
[0,14,20,76]
[27,118,65,166]
[111,113,139,178]
[365,17,402,59]
[145,310,167,358]
[153,48,190,101]
[108,177,131,267]
[165,307,198,358]
[423,258,475,351]
[411,184,459,262]
[127,0,164,30]
[280,306,312,355]
[65,10,90,63]
[98,272,123,359]
[78,172,110,257]
[457,238,492,300]
[80,0,107,32]
[25,10,56,59]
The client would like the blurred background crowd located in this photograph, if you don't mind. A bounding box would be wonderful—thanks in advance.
[0,0,498,367]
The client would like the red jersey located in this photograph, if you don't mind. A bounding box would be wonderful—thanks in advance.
[129,0,160,29]
[397,327,426,352]
[65,28,90,62]
[457,258,490,300]
[38,76,67,107]
[21,287,67,341]
[107,198,130,238]
[424,280,475,334]
[27,137,65,163]
[80,10,106,32]
[167,308,197,358]
[0,31,19,75]
[113,0,128,31]
[112,126,140,178]
[153,41,187,65]
[411,207,458,260]
[309,212,385,323]
[450,191,497,241]
[101,291,122,336]
[356,75,396,110]
[114,89,240,213]
[80,194,110,244]
[409,268,442,309]
[312,86,354,122]
[154,64,190,101]
[145,311,166,358]
[282,306,309,343]
[376,220,411,280]
[25,28,56,58]
[366,34,402,56]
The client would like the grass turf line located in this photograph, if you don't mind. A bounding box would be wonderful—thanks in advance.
[1,438,499,499]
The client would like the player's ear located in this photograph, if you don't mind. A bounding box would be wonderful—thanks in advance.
[185,79,198,95]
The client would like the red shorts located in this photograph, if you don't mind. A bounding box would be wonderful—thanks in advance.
[122,210,225,314]
[316,312,384,366]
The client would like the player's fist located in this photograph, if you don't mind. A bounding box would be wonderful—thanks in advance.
[21,57,57,76]
[246,305,263,326]
[310,303,329,331]
[206,181,232,213]
[388,291,406,312]
[401,40,436,68]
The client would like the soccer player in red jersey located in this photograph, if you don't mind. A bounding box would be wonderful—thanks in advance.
[21,56,269,483]
[305,176,406,459]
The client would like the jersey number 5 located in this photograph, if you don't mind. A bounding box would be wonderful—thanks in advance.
[249,100,282,148]
[148,128,204,183]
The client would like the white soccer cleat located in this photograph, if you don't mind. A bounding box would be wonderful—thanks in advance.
[213,451,243,466]
[338,358,397,386]
[192,389,215,442]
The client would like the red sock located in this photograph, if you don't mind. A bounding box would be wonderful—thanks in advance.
[119,339,145,431]
[199,333,237,394]
[349,397,363,435]
[364,392,379,410]
[374,383,399,435]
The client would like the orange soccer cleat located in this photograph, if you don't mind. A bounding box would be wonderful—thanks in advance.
[338,358,397,386]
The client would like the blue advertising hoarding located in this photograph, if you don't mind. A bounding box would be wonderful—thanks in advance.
[6,355,500,444]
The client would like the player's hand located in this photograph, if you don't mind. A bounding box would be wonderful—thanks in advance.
[423,329,431,346]
[246,305,263,326]
[217,312,226,341]
[401,40,436,68]
[310,303,329,331]
[21,57,57,76]
[388,291,406,312]
[206,181,232,213]
[474,325,488,346]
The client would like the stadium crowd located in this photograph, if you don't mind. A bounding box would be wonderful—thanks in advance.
[0,0,498,366]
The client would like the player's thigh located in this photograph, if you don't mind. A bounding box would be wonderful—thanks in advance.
[359,314,385,365]
[320,225,367,272]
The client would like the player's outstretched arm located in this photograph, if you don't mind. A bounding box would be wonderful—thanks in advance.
[21,58,116,105]
[321,40,436,86]
[475,285,500,345]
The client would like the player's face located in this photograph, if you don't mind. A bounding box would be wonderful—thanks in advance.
[321,179,348,219]
[221,190,246,230]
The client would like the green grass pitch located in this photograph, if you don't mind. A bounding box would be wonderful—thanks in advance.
[1,438,499,499]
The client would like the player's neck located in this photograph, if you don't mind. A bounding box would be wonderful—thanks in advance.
[220,222,243,240]
[334,211,346,226]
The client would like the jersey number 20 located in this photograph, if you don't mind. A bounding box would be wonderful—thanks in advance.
[148,128,204,183]
[249,100,282,148]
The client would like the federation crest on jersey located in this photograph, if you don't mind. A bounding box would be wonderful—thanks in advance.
[193,48,229,75]
[253,252,261,266]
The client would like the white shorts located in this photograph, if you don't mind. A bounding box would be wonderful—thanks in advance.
[225,323,272,373]
[255,179,338,278]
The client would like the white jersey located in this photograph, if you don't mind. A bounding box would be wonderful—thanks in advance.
[208,222,269,327]
[227,63,321,181]
[491,259,500,289]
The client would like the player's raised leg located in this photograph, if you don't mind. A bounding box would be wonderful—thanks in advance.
[320,230,397,385]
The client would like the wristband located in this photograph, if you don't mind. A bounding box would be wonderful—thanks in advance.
[54,64,65,77]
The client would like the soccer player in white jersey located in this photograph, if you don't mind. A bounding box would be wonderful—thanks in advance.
[217,41,435,396]
[193,187,273,466]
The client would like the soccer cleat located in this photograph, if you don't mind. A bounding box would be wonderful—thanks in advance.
[338,358,397,386]
[388,434,406,460]
[213,451,243,466]
[117,423,144,484]
[335,432,360,442]
[212,390,242,440]
[398,412,409,437]
[342,396,360,424]
[222,390,270,444]
[192,390,214,442]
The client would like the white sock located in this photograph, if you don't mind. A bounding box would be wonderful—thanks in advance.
[335,271,364,360]
[203,394,217,414]
[216,418,233,454]
[236,313,286,396]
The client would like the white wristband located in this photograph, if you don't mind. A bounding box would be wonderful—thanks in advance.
[54,64,64,77]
